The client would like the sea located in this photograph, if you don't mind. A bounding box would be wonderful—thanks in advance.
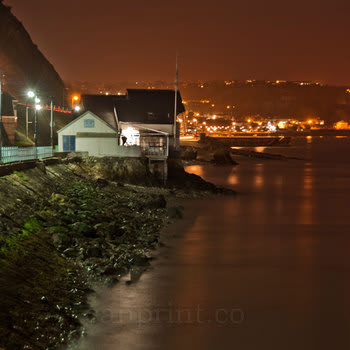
[71,136,350,350]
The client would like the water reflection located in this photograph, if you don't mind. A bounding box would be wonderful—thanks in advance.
[253,163,264,189]
[298,166,314,225]
[228,168,239,185]
[186,165,204,177]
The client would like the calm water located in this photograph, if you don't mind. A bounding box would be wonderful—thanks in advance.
[73,136,350,350]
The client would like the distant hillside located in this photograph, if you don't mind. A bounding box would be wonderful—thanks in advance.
[0,1,65,105]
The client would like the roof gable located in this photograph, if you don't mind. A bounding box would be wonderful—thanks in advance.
[57,110,117,134]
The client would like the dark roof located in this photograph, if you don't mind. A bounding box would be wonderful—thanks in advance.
[0,92,15,116]
[81,89,185,127]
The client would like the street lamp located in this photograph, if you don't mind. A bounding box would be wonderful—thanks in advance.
[72,95,79,108]
[27,91,42,150]
[27,91,55,149]
[27,91,35,98]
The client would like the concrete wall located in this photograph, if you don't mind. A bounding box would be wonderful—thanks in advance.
[76,137,119,157]
[114,145,142,157]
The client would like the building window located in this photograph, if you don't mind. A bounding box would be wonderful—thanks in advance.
[84,119,95,128]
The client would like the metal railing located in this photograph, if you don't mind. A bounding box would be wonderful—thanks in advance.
[0,146,53,164]
[141,135,169,157]
[143,145,168,157]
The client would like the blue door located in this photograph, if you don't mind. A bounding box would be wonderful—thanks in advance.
[63,135,76,152]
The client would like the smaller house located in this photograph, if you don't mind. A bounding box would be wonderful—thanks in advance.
[57,111,121,156]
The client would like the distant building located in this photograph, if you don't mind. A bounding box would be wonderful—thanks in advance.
[0,92,18,145]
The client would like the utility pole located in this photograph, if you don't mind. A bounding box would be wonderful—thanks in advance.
[173,54,178,149]
[25,104,29,139]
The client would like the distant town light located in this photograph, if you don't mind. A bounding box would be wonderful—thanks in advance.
[27,91,35,98]
[73,95,79,101]
[35,104,42,110]
[74,106,81,112]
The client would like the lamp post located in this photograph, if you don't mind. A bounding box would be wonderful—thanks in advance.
[28,90,55,152]
[27,91,42,157]
[50,98,54,149]
[34,98,41,148]
[72,95,79,109]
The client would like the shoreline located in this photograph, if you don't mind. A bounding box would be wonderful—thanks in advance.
[0,157,234,350]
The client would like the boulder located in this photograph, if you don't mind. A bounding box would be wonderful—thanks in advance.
[167,206,183,219]
[180,146,198,160]
[212,149,238,165]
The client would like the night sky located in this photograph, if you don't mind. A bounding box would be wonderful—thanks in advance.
[5,0,350,85]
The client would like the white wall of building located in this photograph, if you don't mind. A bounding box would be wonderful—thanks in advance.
[75,137,119,157]
[58,111,119,156]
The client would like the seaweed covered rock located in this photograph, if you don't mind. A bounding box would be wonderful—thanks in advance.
[212,149,238,165]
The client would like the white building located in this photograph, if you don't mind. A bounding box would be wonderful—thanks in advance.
[57,111,122,156]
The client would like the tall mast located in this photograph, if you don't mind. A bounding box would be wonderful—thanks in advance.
[173,54,178,147]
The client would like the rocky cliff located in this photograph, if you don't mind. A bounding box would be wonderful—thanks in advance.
[0,1,65,105]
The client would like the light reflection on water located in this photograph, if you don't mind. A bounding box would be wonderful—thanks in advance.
[72,137,350,350]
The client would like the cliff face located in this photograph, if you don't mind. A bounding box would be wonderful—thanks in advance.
[0,1,65,105]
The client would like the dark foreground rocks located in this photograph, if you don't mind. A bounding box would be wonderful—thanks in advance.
[0,157,234,350]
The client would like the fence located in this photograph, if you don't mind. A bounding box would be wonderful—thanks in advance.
[0,146,53,164]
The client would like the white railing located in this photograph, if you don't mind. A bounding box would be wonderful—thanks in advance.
[0,146,53,164]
